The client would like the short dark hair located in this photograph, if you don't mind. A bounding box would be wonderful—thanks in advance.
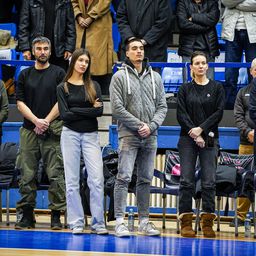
[32,36,51,50]
[125,38,143,51]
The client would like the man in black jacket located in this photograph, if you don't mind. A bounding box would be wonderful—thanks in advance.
[231,58,256,227]
[176,0,220,80]
[19,0,76,70]
[117,0,172,64]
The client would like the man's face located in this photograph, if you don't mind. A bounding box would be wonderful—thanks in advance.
[250,66,256,78]
[32,42,51,64]
[126,41,144,64]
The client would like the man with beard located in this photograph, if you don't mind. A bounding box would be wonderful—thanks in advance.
[15,36,66,230]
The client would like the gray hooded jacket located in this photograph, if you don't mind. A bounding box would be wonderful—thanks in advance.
[110,62,167,139]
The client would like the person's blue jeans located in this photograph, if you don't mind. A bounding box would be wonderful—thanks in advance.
[178,136,218,214]
[114,135,157,220]
[61,127,105,230]
[225,29,256,109]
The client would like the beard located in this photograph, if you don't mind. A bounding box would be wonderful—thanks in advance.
[35,55,50,64]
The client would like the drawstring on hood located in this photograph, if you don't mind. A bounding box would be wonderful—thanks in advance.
[123,58,156,99]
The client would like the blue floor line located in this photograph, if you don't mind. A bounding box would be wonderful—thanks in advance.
[1,230,256,255]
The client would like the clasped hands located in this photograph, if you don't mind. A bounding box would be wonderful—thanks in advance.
[188,127,205,148]
[138,123,151,138]
[78,16,93,28]
[34,118,49,135]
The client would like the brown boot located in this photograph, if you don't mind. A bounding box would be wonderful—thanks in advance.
[200,213,216,238]
[179,213,196,237]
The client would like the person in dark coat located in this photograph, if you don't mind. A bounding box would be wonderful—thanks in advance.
[19,0,76,70]
[116,0,172,63]
[229,58,256,227]
[0,81,8,145]
[176,0,220,80]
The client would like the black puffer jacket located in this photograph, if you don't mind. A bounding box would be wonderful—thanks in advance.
[176,0,220,57]
[19,0,75,57]
[117,0,172,62]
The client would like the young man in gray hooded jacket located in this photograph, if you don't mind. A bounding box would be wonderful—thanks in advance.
[109,38,167,237]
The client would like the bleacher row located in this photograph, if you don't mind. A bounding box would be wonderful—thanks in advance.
[0,22,251,95]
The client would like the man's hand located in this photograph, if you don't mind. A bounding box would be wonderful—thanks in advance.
[34,118,49,133]
[138,123,151,138]
[247,130,254,143]
[23,50,31,60]
[64,51,72,60]
[195,135,205,148]
[188,127,203,139]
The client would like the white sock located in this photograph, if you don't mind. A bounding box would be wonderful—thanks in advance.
[116,217,124,226]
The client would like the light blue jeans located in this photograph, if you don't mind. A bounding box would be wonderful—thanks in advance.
[114,135,157,220]
[61,127,105,230]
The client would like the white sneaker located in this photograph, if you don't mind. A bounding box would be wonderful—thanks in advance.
[72,226,84,235]
[115,223,131,237]
[91,226,109,235]
[138,222,160,236]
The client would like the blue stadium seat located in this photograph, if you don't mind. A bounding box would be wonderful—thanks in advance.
[162,50,183,93]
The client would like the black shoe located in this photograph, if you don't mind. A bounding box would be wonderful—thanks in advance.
[51,210,62,230]
[15,206,35,229]
[229,218,244,227]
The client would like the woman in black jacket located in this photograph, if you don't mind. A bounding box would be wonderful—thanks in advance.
[176,0,220,80]
[177,51,225,238]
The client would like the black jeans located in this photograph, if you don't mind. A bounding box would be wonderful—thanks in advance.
[178,136,218,214]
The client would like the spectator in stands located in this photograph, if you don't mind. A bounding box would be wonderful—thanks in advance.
[0,80,8,145]
[19,0,76,70]
[116,0,172,65]
[229,58,256,227]
[15,36,66,230]
[176,0,220,81]
[71,0,116,96]
[222,0,256,109]
[110,39,167,237]
[57,48,108,235]
[177,51,225,238]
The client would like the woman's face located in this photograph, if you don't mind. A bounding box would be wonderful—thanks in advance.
[190,55,208,78]
[74,54,90,74]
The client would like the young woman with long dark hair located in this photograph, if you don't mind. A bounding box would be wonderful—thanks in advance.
[57,48,108,235]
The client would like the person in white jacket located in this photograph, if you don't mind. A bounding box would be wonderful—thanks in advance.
[221,0,256,109]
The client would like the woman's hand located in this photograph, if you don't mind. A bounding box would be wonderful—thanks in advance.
[93,98,102,108]
[195,135,205,148]
[77,16,87,28]
[188,127,203,139]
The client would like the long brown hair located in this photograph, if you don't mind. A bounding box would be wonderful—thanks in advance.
[63,48,96,103]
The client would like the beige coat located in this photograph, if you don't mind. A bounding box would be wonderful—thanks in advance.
[72,0,117,75]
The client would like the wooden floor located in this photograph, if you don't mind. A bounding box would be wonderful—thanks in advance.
[1,213,256,256]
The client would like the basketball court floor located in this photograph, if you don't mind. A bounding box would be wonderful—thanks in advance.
[1,214,256,256]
